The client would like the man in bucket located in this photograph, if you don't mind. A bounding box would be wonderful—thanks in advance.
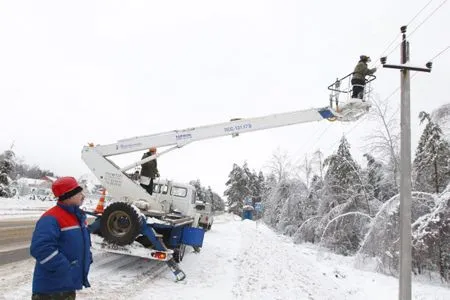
[30,177,92,300]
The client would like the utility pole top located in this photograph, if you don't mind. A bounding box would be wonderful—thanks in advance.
[380,27,432,73]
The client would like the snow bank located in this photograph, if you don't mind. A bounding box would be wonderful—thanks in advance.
[0,195,99,219]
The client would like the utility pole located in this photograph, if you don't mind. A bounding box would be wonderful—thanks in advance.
[380,26,432,300]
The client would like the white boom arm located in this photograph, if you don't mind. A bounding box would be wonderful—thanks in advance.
[81,104,367,213]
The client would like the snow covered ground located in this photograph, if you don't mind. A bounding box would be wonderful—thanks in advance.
[0,196,99,219]
[0,214,449,300]
[0,196,53,219]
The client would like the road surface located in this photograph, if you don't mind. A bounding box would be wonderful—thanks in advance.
[0,219,36,265]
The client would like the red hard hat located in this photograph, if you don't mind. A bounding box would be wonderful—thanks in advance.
[52,177,82,200]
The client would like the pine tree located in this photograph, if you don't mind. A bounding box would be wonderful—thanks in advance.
[363,154,380,199]
[321,136,362,214]
[0,150,16,197]
[255,171,266,202]
[224,163,249,214]
[319,137,371,254]
[189,180,225,211]
[210,190,226,211]
[306,174,322,215]
[413,111,450,194]
[412,195,450,281]
[189,179,205,202]
[363,153,388,201]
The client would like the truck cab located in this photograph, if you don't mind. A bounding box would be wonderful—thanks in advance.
[151,179,201,226]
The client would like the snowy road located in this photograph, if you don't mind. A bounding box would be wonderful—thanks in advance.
[0,214,449,300]
[0,218,36,265]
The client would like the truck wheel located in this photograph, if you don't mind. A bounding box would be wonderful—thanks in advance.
[100,202,142,246]
[173,244,186,263]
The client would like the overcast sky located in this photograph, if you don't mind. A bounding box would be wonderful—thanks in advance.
[1,0,449,196]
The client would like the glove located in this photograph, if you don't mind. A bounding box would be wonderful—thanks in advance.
[156,172,160,178]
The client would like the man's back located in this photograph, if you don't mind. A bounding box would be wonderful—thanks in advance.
[141,152,158,178]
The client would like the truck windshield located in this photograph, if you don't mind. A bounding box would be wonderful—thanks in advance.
[171,186,187,198]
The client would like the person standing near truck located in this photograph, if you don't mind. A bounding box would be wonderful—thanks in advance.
[140,147,160,195]
[30,177,92,300]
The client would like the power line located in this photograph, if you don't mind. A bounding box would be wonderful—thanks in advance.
[380,33,402,58]
[324,114,368,153]
[407,0,435,26]
[380,0,435,58]
[429,45,450,61]
[292,122,333,164]
[382,0,447,60]
[408,0,448,37]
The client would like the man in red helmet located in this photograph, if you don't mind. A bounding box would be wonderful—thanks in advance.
[30,177,92,300]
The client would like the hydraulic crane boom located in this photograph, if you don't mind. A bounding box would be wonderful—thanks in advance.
[90,107,337,157]
[81,104,367,213]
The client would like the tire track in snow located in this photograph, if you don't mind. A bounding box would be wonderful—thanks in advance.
[0,251,169,300]
[78,255,168,300]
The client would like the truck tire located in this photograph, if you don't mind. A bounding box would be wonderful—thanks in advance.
[100,202,142,246]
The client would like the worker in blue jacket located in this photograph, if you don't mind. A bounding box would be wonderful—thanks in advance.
[30,177,92,300]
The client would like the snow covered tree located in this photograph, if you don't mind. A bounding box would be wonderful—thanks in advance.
[299,154,313,188]
[306,175,321,215]
[413,111,450,194]
[189,179,225,211]
[431,103,450,142]
[224,163,250,214]
[313,149,325,180]
[363,153,383,200]
[265,148,292,183]
[358,192,436,276]
[321,136,364,214]
[189,179,206,202]
[262,178,301,230]
[256,171,266,201]
[412,193,450,281]
[0,150,16,197]
[276,179,308,235]
[210,190,226,211]
[317,137,373,255]
[362,153,395,202]
[365,96,400,192]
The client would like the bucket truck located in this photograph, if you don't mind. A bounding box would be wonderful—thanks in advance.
[82,98,371,280]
